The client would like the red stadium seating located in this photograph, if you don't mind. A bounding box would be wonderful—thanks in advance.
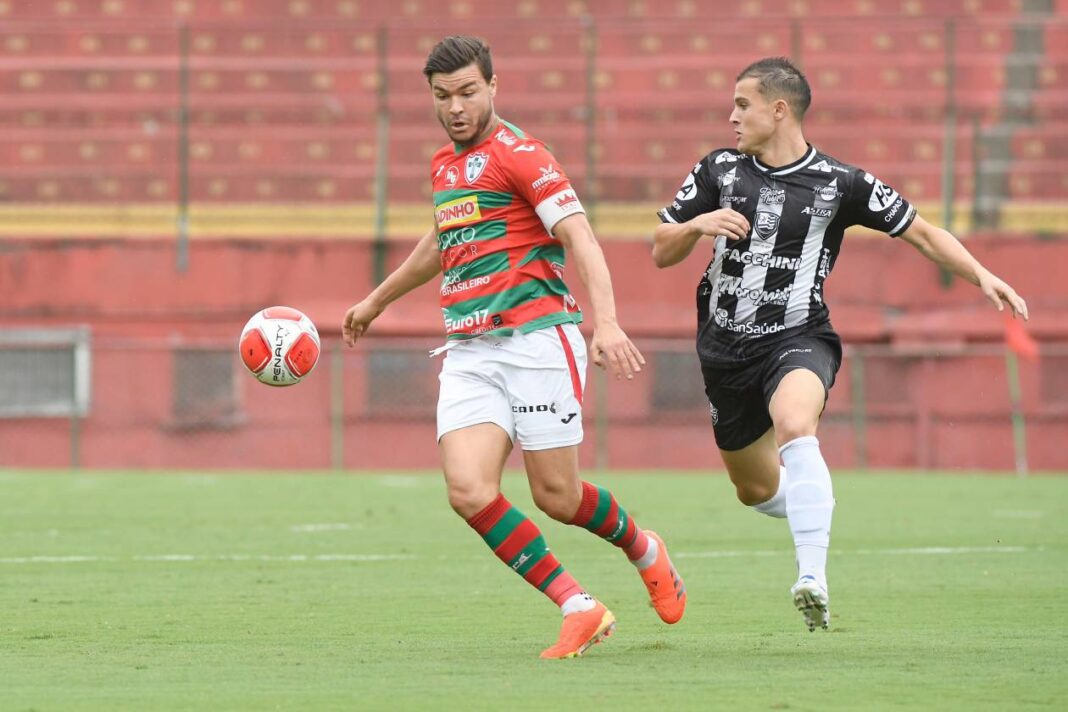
[0,3,1063,208]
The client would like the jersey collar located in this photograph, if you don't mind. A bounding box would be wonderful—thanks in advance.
[751,144,817,176]
[452,117,502,155]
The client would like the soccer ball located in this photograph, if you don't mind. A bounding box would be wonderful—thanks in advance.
[239,306,321,387]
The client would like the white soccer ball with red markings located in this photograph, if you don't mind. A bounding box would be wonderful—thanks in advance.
[239,306,321,387]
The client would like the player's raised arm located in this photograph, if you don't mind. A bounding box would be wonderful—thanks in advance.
[552,213,645,380]
[652,209,750,268]
[342,227,442,346]
[898,215,1029,320]
[652,154,749,268]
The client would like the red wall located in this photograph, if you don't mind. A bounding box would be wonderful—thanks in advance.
[1,235,1066,471]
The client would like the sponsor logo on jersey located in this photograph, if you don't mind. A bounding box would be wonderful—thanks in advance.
[440,275,491,297]
[724,248,801,270]
[465,152,489,184]
[720,167,738,188]
[868,177,898,211]
[676,172,697,201]
[444,165,459,188]
[531,164,562,190]
[722,195,748,204]
[443,308,490,333]
[436,195,481,229]
[494,128,517,146]
[817,178,841,201]
[759,186,785,204]
[714,151,741,164]
[717,274,792,306]
[513,144,536,153]
[713,307,786,335]
[803,206,833,217]
[817,247,832,278]
[755,211,780,239]
[550,261,578,309]
[809,159,850,174]
[883,196,904,222]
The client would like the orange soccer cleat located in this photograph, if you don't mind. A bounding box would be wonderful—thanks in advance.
[639,531,687,624]
[539,602,616,659]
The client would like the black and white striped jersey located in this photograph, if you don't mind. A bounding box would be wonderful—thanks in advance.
[657,144,917,364]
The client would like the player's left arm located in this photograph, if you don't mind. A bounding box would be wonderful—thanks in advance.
[899,215,1029,319]
[553,213,646,380]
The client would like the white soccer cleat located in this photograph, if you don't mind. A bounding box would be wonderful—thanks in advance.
[791,575,830,632]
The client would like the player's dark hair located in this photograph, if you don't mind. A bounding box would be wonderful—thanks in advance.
[737,57,811,121]
[423,35,493,84]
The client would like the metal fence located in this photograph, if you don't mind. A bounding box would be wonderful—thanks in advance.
[2,333,1065,472]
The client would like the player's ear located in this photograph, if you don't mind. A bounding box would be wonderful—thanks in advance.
[773,98,789,121]
[488,74,497,98]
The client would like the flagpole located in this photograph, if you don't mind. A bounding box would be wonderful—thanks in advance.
[1004,347,1028,477]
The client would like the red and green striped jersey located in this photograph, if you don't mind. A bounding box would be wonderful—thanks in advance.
[431,119,585,340]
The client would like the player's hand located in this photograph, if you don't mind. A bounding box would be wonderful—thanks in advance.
[342,299,384,347]
[978,270,1029,320]
[690,208,750,241]
[590,321,646,380]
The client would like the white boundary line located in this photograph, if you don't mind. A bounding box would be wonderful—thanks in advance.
[0,546,1043,565]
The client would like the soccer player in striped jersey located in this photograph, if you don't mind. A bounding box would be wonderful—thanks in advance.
[342,36,686,658]
[654,57,1028,632]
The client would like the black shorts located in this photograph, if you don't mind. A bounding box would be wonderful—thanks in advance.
[700,331,842,451]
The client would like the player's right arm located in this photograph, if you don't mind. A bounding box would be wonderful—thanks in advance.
[342,227,441,346]
[652,210,750,267]
[652,154,749,268]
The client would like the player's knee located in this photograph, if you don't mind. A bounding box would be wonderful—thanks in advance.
[446,483,498,520]
[773,413,818,444]
[531,481,581,522]
[734,481,776,507]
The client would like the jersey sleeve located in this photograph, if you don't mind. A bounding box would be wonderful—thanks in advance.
[506,140,585,235]
[842,170,917,237]
[657,157,720,225]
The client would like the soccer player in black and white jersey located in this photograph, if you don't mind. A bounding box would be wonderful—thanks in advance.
[653,57,1029,631]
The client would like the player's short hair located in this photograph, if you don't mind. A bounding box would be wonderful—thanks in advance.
[423,36,493,84]
[737,57,811,121]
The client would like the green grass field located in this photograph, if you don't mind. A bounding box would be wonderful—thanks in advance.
[2,470,1066,711]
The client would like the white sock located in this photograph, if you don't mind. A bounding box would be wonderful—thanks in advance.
[560,592,596,617]
[781,436,834,587]
[751,466,788,518]
[630,535,659,570]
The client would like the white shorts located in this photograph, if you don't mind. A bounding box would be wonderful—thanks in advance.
[436,322,587,451]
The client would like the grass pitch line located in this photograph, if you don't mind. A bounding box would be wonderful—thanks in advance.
[0,546,1040,566]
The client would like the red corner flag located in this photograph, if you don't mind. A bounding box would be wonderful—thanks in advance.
[1004,313,1039,361]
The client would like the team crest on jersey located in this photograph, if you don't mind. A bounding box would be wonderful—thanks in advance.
[444,166,460,188]
[465,152,489,184]
[755,211,780,239]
